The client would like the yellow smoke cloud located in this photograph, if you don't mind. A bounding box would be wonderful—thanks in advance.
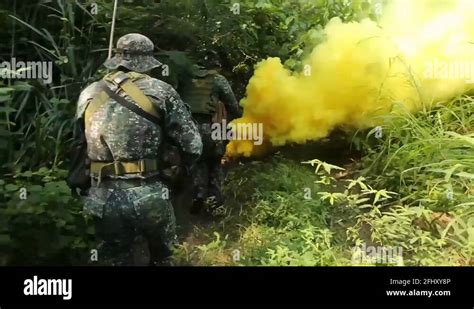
[226,0,474,158]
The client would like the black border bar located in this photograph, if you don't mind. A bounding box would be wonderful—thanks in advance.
[0,266,472,306]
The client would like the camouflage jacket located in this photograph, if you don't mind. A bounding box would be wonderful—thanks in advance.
[72,73,202,182]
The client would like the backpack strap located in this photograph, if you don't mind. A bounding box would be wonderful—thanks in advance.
[84,71,163,131]
[104,71,160,120]
[84,84,109,130]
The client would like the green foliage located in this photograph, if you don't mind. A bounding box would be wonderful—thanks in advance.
[352,96,474,264]
[358,97,474,208]
[0,0,107,174]
[172,157,346,266]
[0,168,96,265]
[173,141,471,266]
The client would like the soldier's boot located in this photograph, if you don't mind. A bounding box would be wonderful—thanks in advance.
[205,195,226,217]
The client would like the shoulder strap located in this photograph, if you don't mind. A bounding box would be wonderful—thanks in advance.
[84,72,162,128]
[102,83,160,124]
[84,85,109,127]
[104,71,161,120]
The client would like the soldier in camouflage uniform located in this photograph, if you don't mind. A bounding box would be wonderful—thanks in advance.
[180,54,242,214]
[68,33,202,266]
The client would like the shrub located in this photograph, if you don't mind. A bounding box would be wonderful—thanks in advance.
[0,167,96,266]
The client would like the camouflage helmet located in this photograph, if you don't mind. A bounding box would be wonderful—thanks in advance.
[196,49,221,69]
[104,33,162,73]
[191,64,210,78]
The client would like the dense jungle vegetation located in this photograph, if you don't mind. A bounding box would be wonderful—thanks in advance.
[0,0,472,266]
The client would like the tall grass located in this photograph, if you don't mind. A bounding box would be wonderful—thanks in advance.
[172,97,474,266]
[359,97,474,211]
[0,0,109,174]
[357,96,474,261]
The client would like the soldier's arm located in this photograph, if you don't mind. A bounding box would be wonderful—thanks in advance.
[215,74,242,121]
[163,87,203,167]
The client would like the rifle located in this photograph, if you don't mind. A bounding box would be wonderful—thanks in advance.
[66,122,91,195]
[211,98,227,125]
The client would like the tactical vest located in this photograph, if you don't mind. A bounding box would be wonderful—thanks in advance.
[182,70,218,115]
[83,71,161,180]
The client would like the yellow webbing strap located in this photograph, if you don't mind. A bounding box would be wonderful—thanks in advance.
[90,159,159,177]
[84,90,110,129]
[104,71,160,120]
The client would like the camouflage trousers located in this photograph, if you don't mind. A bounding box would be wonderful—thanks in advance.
[192,122,225,206]
[83,178,177,266]
[193,155,225,204]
